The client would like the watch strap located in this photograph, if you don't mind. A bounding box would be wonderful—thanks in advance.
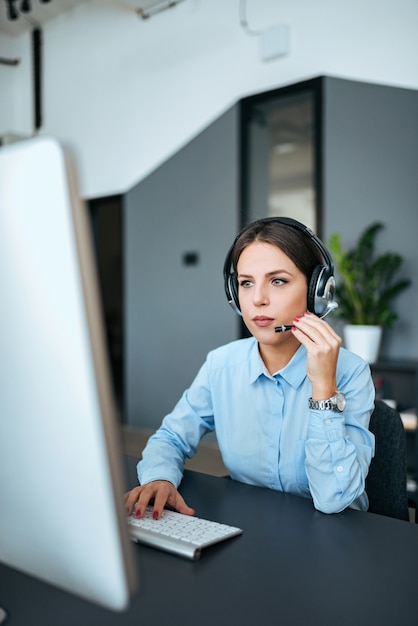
[309,391,346,412]
[309,398,335,410]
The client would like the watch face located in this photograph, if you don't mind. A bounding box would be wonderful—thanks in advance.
[336,392,346,412]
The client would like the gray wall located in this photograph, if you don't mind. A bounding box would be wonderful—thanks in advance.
[323,77,418,358]
[125,107,239,429]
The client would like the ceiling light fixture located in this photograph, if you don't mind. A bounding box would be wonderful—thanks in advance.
[5,0,18,20]
[20,0,31,12]
[4,0,52,21]
[274,142,297,155]
[137,0,185,21]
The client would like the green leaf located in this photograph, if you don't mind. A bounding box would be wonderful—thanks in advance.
[328,222,411,328]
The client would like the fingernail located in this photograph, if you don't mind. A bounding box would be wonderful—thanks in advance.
[293,315,302,322]
[292,326,297,331]
[153,510,159,520]
[135,507,142,518]
[304,310,311,315]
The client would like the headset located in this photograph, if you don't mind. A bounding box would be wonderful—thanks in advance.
[223,216,338,319]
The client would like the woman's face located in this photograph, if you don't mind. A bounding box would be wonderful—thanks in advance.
[237,241,308,345]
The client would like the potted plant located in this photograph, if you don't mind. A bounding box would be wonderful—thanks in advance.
[328,222,411,362]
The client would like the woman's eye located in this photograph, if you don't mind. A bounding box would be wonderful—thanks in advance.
[239,280,253,288]
[272,278,286,286]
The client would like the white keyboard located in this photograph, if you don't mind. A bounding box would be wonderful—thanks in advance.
[127,506,242,560]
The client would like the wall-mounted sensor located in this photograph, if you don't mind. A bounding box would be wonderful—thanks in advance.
[261,24,289,62]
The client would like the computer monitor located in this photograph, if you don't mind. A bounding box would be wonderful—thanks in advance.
[0,137,138,611]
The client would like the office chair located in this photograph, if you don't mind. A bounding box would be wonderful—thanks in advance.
[365,399,411,521]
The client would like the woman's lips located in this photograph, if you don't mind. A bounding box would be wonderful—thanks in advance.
[253,316,274,327]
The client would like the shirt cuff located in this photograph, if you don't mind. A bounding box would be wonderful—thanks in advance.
[308,411,346,442]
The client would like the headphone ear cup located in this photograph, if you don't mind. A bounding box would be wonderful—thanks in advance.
[223,244,242,315]
[308,265,336,317]
[307,265,323,315]
[228,274,241,314]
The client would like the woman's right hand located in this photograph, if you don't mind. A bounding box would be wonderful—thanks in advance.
[124,480,195,520]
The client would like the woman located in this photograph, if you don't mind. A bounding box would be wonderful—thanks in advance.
[125,217,375,518]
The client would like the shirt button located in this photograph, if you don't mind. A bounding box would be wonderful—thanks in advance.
[336,465,344,472]
[325,419,332,426]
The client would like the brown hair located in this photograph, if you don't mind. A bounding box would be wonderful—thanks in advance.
[231,219,324,285]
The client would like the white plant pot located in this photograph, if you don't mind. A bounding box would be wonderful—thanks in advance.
[343,325,382,363]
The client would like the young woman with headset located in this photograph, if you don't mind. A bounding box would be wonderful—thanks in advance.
[125,217,375,518]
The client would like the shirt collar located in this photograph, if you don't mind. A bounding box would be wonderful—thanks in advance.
[248,339,307,389]
[248,339,265,383]
[276,345,307,389]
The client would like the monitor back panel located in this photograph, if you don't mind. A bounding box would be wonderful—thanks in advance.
[0,138,137,610]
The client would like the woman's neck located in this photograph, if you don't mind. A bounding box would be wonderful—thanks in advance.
[258,337,300,375]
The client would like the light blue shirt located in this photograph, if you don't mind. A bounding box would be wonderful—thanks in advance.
[138,338,375,514]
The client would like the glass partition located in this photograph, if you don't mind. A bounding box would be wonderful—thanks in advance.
[240,78,322,235]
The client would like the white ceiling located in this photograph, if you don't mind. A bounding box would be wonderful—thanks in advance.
[0,0,170,37]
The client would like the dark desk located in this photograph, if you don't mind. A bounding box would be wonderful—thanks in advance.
[1,456,418,626]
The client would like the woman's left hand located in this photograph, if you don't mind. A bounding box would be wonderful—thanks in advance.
[291,311,342,399]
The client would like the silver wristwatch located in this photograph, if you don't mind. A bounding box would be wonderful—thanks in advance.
[308,391,346,413]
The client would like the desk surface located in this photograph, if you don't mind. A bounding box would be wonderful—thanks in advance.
[1,456,418,626]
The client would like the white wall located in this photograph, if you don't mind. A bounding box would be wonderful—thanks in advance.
[1,0,418,198]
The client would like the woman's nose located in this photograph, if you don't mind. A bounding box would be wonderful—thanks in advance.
[253,284,269,306]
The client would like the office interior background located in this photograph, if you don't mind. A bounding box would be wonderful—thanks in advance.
[1,0,418,432]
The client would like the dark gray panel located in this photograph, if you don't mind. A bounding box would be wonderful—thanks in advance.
[125,106,239,429]
[323,77,418,358]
